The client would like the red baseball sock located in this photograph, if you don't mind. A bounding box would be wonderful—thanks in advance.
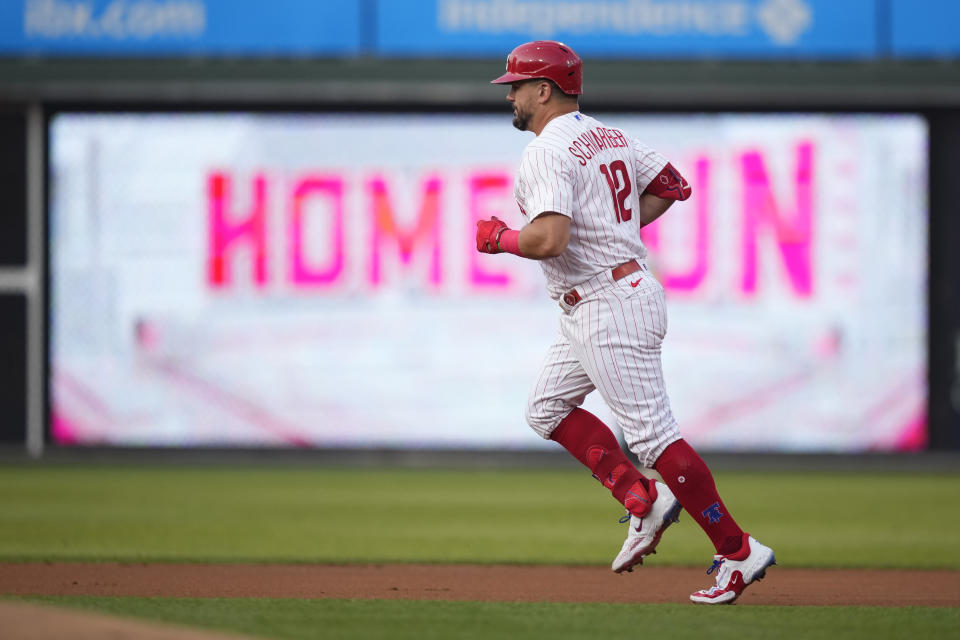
[550,408,654,517]
[654,439,744,555]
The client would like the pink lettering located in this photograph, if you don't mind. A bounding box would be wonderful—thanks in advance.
[640,157,710,294]
[663,157,710,292]
[290,176,345,287]
[741,142,814,297]
[207,172,268,288]
[368,175,443,287]
[468,173,513,288]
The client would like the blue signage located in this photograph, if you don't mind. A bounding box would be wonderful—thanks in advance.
[3,0,959,60]
[376,0,879,59]
[890,0,960,57]
[0,0,363,55]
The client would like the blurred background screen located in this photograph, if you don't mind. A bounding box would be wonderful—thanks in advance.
[48,111,928,452]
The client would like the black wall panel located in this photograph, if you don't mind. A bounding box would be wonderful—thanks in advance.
[927,110,960,450]
[0,294,26,443]
[0,111,27,266]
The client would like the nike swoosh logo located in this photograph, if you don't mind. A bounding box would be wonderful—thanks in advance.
[630,278,643,287]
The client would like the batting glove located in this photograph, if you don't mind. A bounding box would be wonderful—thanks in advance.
[476,216,510,254]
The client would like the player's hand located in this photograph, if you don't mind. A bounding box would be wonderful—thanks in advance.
[476,216,510,253]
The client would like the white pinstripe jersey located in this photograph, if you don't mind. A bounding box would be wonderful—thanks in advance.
[514,111,668,300]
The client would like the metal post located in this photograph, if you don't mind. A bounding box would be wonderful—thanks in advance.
[25,103,44,458]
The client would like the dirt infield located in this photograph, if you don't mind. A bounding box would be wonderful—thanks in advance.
[0,601,258,640]
[3,562,959,607]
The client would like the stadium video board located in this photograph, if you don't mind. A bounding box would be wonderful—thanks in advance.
[48,111,928,452]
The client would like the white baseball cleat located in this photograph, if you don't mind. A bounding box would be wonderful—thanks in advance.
[611,481,682,573]
[689,534,776,604]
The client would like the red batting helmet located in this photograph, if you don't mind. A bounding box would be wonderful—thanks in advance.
[490,40,583,95]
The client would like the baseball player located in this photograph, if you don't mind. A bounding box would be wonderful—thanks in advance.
[478,41,776,605]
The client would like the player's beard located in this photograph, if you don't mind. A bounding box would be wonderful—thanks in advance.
[512,105,530,131]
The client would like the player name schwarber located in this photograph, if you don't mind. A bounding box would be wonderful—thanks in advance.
[567,124,629,166]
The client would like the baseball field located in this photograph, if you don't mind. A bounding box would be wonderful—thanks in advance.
[1,464,958,639]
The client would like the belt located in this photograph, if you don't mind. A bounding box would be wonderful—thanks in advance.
[560,259,644,309]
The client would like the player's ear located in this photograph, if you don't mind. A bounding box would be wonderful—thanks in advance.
[538,81,551,103]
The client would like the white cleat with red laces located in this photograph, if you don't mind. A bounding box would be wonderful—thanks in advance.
[690,534,776,604]
[611,481,682,573]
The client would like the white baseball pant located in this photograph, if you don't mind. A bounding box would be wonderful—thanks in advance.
[525,264,681,468]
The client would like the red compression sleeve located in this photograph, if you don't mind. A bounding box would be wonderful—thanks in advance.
[551,408,654,518]
[654,439,744,555]
[497,229,522,256]
[644,162,691,201]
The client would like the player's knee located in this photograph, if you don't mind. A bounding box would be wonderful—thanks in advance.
[525,396,567,439]
[624,422,681,469]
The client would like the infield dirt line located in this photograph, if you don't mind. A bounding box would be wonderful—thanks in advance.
[2,563,959,607]
[0,601,258,640]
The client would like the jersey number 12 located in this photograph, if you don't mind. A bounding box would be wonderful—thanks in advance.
[599,160,633,223]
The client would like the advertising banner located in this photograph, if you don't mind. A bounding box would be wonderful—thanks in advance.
[890,0,960,57]
[377,0,879,58]
[48,111,927,451]
[5,0,960,59]
[0,0,363,55]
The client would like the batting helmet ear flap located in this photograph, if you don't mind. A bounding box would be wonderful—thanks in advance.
[490,40,583,95]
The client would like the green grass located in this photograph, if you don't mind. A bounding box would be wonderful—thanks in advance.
[12,596,960,640]
[0,466,958,568]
